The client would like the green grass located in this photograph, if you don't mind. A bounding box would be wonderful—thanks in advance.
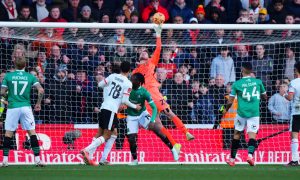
[0,165,299,180]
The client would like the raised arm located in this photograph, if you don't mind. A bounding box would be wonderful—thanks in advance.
[151,25,162,66]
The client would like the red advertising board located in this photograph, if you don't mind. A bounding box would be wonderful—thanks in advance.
[1,124,295,164]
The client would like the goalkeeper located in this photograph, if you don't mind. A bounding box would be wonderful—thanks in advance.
[127,73,181,165]
[132,24,194,141]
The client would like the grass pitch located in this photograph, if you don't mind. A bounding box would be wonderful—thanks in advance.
[0,164,299,180]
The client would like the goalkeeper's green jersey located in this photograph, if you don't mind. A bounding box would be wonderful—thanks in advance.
[127,87,157,121]
[230,76,266,118]
[2,70,39,109]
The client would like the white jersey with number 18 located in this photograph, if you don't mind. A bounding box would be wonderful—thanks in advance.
[289,78,300,115]
[100,73,132,113]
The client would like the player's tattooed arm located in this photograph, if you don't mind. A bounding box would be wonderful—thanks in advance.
[35,84,44,105]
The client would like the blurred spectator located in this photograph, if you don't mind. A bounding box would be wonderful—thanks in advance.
[100,10,110,23]
[0,27,15,70]
[44,45,69,78]
[268,82,290,123]
[221,0,242,23]
[257,8,270,24]
[17,5,36,22]
[184,17,201,44]
[139,0,174,11]
[23,0,52,6]
[64,38,88,70]
[169,72,193,123]
[178,64,191,82]
[91,0,106,22]
[62,0,81,22]
[282,14,297,39]
[129,11,140,23]
[236,9,255,24]
[248,0,263,22]
[286,0,300,23]
[195,82,215,124]
[107,29,132,52]
[141,0,169,23]
[166,15,185,42]
[29,49,49,74]
[194,4,210,24]
[32,28,64,57]
[31,0,49,22]
[85,27,104,42]
[252,44,273,93]
[79,5,95,22]
[233,45,252,79]
[284,46,298,80]
[230,30,246,44]
[63,27,80,40]
[210,46,235,85]
[72,70,94,123]
[209,74,226,125]
[41,6,67,36]
[205,0,225,23]
[110,45,131,64]
[157,48,177,79]
[122,0,137,22]
[269,0,287,24]
[170,0,193,23]
[115,9,126,23]
[44,67,73,123]
[220,82,236,128]
[241,0,264,10]
[0,0,18,21]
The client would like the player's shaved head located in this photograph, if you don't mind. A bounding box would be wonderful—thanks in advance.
[131,73,145,90]
[242,62,252,75]
[14,57,26,70]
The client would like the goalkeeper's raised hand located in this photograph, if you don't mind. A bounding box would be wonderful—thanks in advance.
[154,24,162,37]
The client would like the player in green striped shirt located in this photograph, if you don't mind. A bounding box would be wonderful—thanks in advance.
[224,62,267,167]
[127,73,181,165]
[0,57,45,167]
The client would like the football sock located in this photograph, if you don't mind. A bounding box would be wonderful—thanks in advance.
[100,135,117,162]
[231,139,240,159]
[30,135,40,156]
[85,136,105,152]
[3,136,12,162]
[153,127,173,150]
[89,137,97,159]
[291,138,299,162]
[171,116,188,134]
[248,139,256,157]
[128,134,138,160]
[161,127,176,146]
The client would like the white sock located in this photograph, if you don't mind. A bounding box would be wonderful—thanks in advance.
[35,156,41,163]
[100,135,117,162]
[3,156,8,163]
[291,138,299,162]
[85,136,105,152]
[248,154,253,158]
[230,158,235,162]
[89,137,97,160]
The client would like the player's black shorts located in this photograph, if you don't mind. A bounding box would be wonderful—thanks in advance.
[98,109,118,130]
[291,115,300,132]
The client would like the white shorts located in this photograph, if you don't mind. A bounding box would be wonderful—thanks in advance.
[234,115,260,133]
[5,106,35,131]
[126,111,151,134]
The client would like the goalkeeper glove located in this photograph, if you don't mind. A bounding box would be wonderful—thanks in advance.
[154,24,162,37]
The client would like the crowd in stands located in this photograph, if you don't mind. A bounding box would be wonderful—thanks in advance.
[0,0,300,126]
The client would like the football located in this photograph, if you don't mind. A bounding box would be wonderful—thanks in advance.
[152,12,165,24]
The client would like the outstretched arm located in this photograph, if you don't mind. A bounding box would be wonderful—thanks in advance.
[151,25,162,66]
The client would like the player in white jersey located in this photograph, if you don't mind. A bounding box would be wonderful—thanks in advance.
[284,61,300,166]
[81,61,141,166]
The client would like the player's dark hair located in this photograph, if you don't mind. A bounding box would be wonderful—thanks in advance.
[14,57,26,70]
[242,62,252,71]
[120,61,131,73]
[295,61,300,74]
[111,62,121,74]
[132,73,145,85]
